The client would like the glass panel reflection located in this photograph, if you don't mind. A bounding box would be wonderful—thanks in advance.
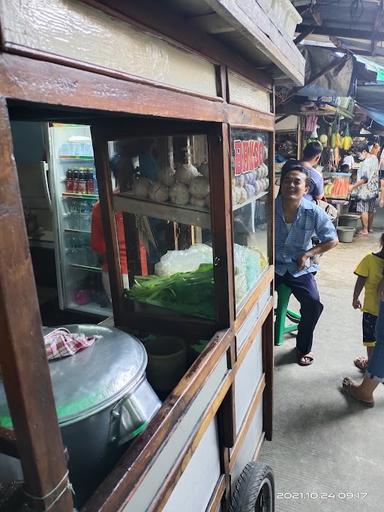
[231,129,270,308]
[103,134,214,320]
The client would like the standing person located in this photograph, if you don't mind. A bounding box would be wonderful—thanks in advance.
[91,154,129,301]
[349,144,379,235]
[275,164,339,366]
[379,145,384,180]
[300,141,324,201]
[341,150,355,171]
[379,144,384,207]
[351,233,384,372]
[370,142,381,158]
[342,290,384,408]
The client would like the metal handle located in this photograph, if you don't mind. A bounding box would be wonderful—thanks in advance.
[41,161,52,209]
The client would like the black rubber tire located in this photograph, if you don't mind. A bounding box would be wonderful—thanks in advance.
[230,462,275,512]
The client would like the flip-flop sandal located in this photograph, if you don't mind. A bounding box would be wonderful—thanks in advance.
[297,352,314,366]
[354,356,368,372]
[341,377,374,407]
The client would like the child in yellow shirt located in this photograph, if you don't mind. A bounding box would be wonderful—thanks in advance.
[352,234,384,371]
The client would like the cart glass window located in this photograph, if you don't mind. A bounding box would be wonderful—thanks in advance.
[231,129,270,308]
[107,134,214,320]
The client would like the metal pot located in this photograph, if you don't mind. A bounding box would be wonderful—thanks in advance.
[0,325,161,507]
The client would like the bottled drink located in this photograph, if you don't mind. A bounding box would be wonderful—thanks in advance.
[93,169,98,194]
[77,171,87,194]
[86,169,95,195]
[73,170,79,193]
[66,169,74,193]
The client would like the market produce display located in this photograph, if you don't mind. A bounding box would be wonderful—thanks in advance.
[324,174,350,199]
[126,240,268,316]
[125,264,215,320]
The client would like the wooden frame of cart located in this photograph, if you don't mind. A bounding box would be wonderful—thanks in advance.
[0,1,305,511]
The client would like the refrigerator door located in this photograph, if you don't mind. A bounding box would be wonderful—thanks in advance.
[47,123,112,317]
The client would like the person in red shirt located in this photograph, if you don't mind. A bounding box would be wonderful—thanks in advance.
[91,154,129,301]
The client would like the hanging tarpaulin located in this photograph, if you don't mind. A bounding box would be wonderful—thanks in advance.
[358,106,384,128]
[297,46,355,98]
[356,84,384,112]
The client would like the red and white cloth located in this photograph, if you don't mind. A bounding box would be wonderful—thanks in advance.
[44,328,101,360]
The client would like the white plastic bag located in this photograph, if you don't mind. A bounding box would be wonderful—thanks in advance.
[155,244,213,276]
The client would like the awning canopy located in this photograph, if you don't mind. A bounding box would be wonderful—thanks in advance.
[297,46,355,97]
[356,84,384,126]
[358,106,384,127]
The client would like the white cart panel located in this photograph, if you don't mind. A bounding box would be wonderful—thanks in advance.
[231,401,263,485]
[235,332,263,433]
[122,355,228,512]
[237,287,271,350]
[162,419,221,512]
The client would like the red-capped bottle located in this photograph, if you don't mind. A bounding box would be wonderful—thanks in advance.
[86,169,95,195]
[72,170,79,193]
[66,169,74,193]
[77,170,87,194]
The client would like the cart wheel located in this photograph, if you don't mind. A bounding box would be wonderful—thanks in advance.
[230,462,274,512]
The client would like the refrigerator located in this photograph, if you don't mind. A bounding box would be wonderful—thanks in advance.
[47,123,112,317]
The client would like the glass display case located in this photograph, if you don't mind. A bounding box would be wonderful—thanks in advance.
[101,132,215,321]
[231,128,271,309]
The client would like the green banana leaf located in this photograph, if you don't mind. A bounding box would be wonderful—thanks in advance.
[125,264,215,320]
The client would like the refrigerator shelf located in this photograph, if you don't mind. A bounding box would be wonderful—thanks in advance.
[58,157,94,162]
[62,193,98,200]
[64,228,91,234]
[68,263,102,273]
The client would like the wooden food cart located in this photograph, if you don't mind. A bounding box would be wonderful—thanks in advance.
[0,1,304,511]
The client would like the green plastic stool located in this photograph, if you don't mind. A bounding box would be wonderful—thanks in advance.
[274,283,301,346]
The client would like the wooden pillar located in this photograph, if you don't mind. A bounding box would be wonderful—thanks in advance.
[91,125,125,325]
[208,123,235,330]
[0,98,72,511]
[262,310,274,441]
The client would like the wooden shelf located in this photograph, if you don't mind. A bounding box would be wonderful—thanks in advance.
[113,194,211,229]
[297,105,354,120]
[233,191,268,211]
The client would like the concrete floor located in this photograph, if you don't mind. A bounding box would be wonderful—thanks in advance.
[260,214,384,511]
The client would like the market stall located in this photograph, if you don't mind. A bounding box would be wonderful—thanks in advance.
[0,1,304,511]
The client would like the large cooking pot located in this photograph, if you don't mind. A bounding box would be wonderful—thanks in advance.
[0,325,161,507]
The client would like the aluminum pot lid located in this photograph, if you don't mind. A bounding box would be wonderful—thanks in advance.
[0,325,148,427]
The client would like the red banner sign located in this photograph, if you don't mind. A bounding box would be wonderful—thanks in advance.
[234,139,264,175]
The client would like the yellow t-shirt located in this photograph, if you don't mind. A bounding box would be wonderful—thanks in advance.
[354,253,384,316]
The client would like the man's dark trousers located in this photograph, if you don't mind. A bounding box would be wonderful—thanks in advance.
[276,271,324,355]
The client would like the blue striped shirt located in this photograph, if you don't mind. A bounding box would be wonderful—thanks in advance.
[275,196,337,277]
